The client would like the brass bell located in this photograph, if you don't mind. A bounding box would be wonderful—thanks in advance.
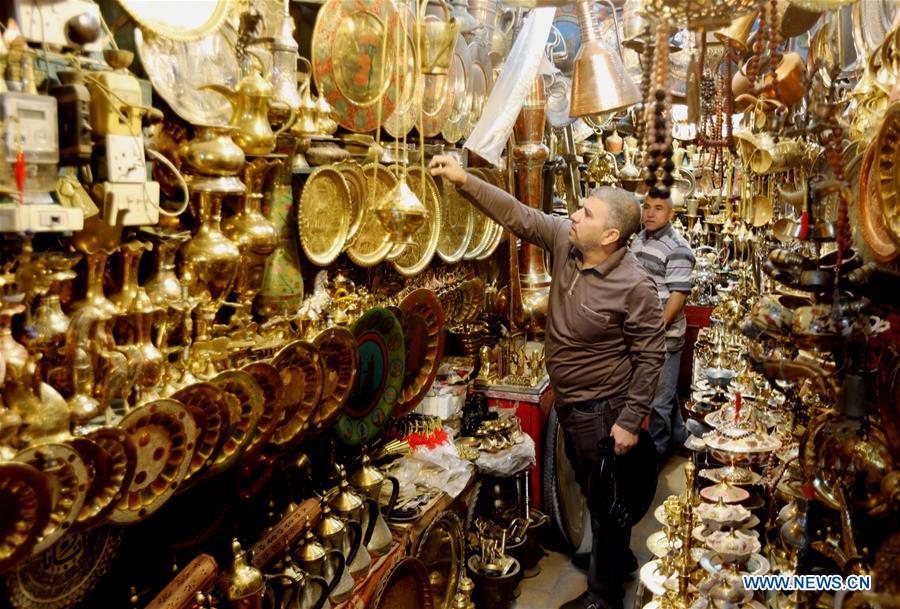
[714,12,757,53]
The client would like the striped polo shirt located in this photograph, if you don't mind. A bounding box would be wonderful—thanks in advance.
[629,223,695,345]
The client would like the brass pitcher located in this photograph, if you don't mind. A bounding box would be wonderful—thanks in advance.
[313,504,362,598]
[292,530,346,597]
[349,451,400,556]
[292,58,319,138]
[418,0,460,75]
[203,70,295,155]
[266,555,330,609]
[327,468,377,578]
[221,539,265,609]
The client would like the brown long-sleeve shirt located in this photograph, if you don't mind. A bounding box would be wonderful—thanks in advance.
[460,174,666,433]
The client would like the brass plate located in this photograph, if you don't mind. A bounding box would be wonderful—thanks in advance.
[0,463,50,573]
[312,327,359,432]
[346,164,398,267]
[312,0,405,133]
[465,41,491,137]
[876,103,900,244]
[299,166,352,266]
[392,168,442,277]
[397,289,446,416]
[859,140,898,262]
[269,340,325,448]
[371,557,434,609]
[384,8,423,139]
[463,169,494,260]
[441,35,471,144]
[118,0,231,42]
[436,176,474,264]
[5,526,121,609]
[70,432,136,530]
[109,399,197,524]
[421,42,460,138]
[14,444,89,556]
[335,160,367,247]
[414,511,462,609]
[207,370,264,472]
[239,362,285,468]
[172,382,229,485]
[477,170,507,259]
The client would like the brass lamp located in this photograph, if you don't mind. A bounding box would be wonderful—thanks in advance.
[374,174,428,245]
[569,0,641,118]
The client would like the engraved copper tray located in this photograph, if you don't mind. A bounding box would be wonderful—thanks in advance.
[207,370,264,473]
[311,327,359,433]
[239,362,285,468]
[172,382,230,485]
[69,432,135,529]
[396,289,446,417]
[269,340,325,448]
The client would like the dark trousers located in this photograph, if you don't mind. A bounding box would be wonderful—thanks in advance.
[557,399,629,609]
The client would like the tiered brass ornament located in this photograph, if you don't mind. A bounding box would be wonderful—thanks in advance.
[347,164,399,267]
[311,328,358,433]
[392,167,441,277]
[108,399,197,524]
[639,0,763,29]
[436,176,474,264]
[396,289,446,417]
[0,462,50,572]
[298,166,352,266]
[269,340,325,448]
[311,0,405,132]
[13,444,89,556]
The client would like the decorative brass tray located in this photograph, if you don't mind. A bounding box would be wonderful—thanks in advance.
[172,382,229,485]
[396,289,447,417]
[335,160,368,248]
[299,166,352,266]
[436,176,474,264]
[119,0,231,41]
[311,327,359,433]
[421,41,460,138]
[14,444,89,556]
[414,511,462,609]
[876,103,900,245]
[312,0,405,132]
[0,462,50,573]
[463,169,495,259]
[109,399,197,524]
[441,35,471,144]
[5,526,121,609]
[269,340,325,447]
[239,362,285,468]
[69,433,135,529]
[384,7,423,139]
[465,40,492,137]
[347,164,398,267]
[392,168,442,277]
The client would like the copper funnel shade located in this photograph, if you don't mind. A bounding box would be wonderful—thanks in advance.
[569,0,641,117]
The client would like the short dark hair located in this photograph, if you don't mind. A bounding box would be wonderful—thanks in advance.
[589,186,641,246]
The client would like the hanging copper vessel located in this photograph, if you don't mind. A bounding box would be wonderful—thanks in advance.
[512,76,551,338]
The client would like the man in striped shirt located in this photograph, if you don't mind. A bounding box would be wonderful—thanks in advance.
[629,192,695,461]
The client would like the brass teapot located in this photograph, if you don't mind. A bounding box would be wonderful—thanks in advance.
[292,530,346,599]
[203,70,295,155]
[313,504,363,595]
[348,451,399,556]
[220,539,265,609]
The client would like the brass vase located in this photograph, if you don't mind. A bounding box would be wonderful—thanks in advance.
[143,228,191,356]
[0,299,28,385]
[110,241,152,314]
[222,158,281,331]
[512,76,551,338]
[128,288,165,400]
[257,136,305,318]
[179,124,246,176]
[177,178,243,342]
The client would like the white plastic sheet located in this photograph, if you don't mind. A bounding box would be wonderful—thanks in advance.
[464,7,557,166]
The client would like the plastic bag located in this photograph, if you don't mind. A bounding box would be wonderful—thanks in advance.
[464,7,557,166]
[475,431,536,476]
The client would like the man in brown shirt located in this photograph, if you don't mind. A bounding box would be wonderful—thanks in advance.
[430,156,665,609]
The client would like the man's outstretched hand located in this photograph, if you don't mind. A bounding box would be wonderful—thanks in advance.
[429,155,468,187]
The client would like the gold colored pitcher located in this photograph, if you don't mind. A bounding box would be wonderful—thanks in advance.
[418,0,460,75]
